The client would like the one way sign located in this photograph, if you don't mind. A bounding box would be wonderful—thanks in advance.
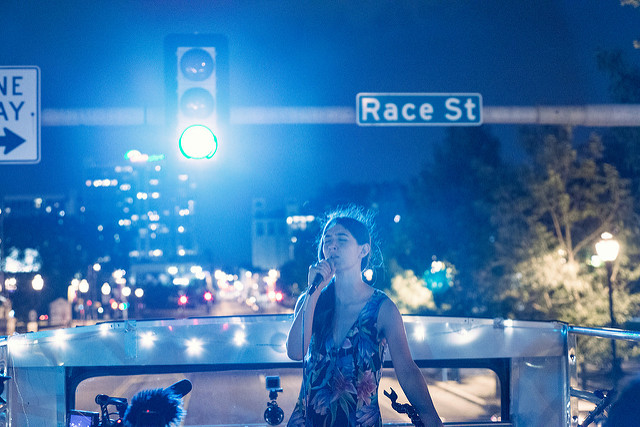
[0,66,40,164]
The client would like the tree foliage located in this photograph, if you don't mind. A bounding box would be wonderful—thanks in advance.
[393,126,504,315]
[491,127,640,331]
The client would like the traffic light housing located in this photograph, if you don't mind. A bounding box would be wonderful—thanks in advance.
[165,34,228,159]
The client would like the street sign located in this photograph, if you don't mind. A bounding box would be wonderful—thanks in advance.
[357,92,482,126]
[0,66,40,164]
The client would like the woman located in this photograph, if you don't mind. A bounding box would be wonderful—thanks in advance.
[286,207,443,427]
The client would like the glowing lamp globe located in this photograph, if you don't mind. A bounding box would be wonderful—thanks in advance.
[595,232,620,262]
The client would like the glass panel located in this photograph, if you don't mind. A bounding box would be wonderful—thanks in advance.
[380,367,502,424]
[73,367,501,425]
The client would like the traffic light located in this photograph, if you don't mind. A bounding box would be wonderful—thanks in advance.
[165,34,228,159]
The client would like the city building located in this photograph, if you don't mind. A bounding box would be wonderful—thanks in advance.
[81,150,200,286]
[251,198,315,270]
[0,192,80,332]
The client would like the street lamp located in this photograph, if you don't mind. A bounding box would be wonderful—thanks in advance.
[595,232,621,383]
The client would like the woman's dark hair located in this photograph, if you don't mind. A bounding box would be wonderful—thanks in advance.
[310,205,383,352]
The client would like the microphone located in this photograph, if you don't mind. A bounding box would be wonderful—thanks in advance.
[95,394,129,419]
[165,379,192,398]
[122,380,190,427]
[95,394,127,407]
[308,273,324,296]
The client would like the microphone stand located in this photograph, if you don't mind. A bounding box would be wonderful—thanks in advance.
[301,275,325,426]
[301,290,310,427]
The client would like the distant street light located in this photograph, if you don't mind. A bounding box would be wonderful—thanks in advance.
[101,282,111,295]
[79,279,90,294]
[595,232,621,384]
[31,274,44,291]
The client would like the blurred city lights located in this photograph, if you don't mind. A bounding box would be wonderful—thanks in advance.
[204,291,213,302]
[178,295,188,305]
[121,286,132,297]
[101,282,111,295]
[134,288,144,298]
[173,277,190,286]
[32,274,44,291]
[5,277,17,292]
[79,279,90,293]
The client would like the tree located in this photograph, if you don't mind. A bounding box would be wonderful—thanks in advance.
[490,126,640,334]
[396,126,505,315]
[387,266,436,313]
[597,50,640,208]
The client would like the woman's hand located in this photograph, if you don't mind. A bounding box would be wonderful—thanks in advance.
[307,259,334,294]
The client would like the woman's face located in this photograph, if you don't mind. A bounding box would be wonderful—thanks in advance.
[322,224,369,272]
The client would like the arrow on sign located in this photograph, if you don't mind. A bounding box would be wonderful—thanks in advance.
[0,128,26,154]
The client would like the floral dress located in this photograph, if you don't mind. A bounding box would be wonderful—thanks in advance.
[288,289,389,427]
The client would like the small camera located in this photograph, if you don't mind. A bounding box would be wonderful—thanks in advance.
[266,375,282,392]
[264,375,284,425]
[67,410,99,427]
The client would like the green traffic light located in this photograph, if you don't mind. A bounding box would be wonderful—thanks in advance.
[179,124,218,159]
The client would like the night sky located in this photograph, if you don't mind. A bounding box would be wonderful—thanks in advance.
[0,1,638,265]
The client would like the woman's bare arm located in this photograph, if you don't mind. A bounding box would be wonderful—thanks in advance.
[379,299,443,427]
